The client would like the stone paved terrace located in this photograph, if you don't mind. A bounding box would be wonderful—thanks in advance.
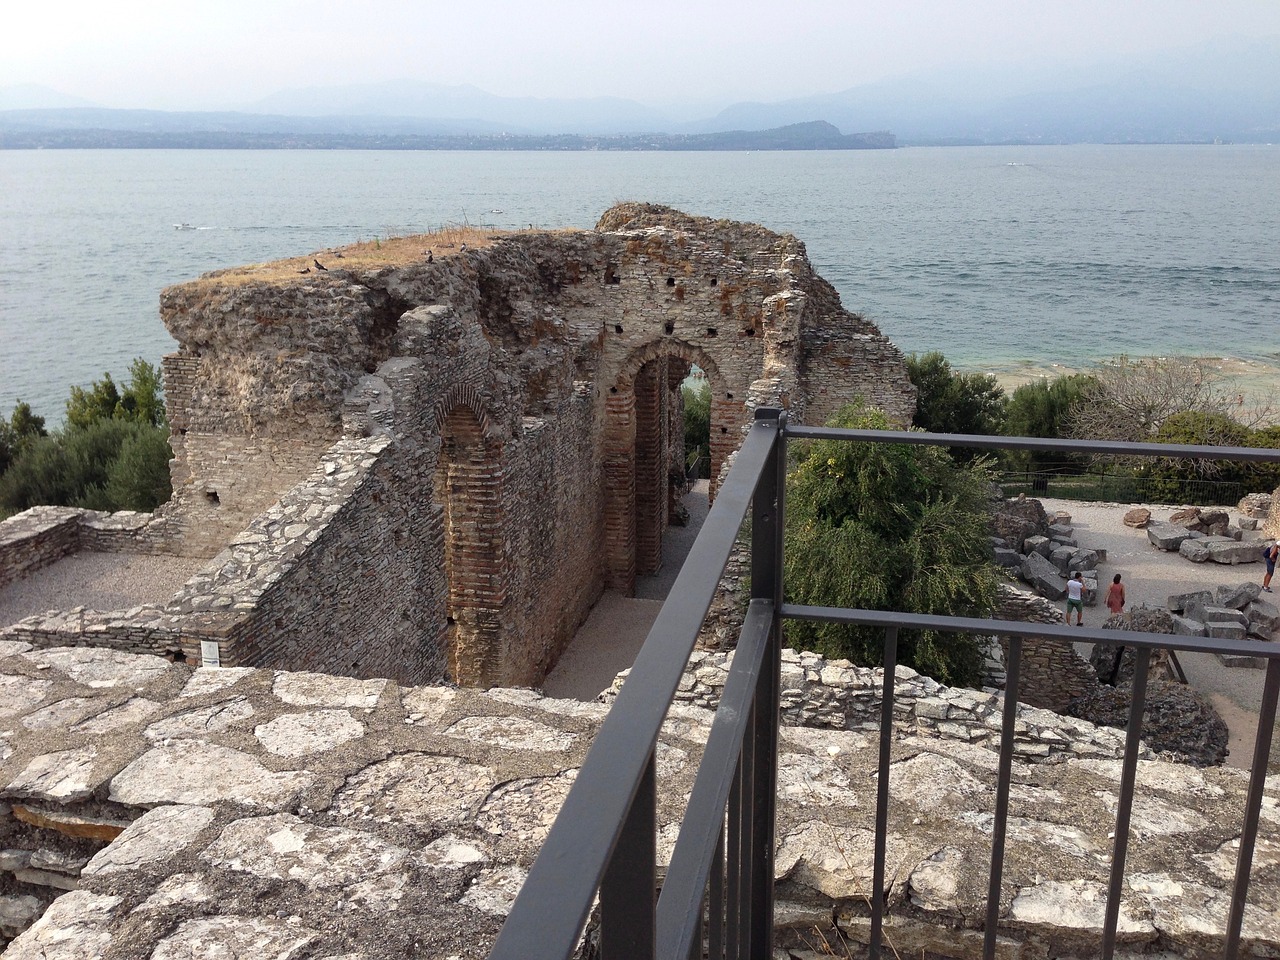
[2,642,1280,959]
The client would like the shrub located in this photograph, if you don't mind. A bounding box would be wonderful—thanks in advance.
[682,380,710,478]
[905,351,1006,461]
[783,403,1001,687]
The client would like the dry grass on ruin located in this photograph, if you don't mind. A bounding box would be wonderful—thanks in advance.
[193,223,520,289]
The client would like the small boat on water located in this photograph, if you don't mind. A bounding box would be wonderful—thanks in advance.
[173,223,197,230]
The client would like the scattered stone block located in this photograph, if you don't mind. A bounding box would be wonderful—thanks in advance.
[1240,517,1260,531]
[1184,604,1249,628]
[1069,548,1099,573]
[1021,553,1067,601]
[1168,589,1213,614]
[1246,598,1280,632]
[1205,621,1248,641]
[1051,510,1073,525]
[1218,652,1268,669]
[1216,582,1262,611]
[1050,536,1078,549]
[1047,523,1074,540]
[1123,508,1151,528]
[1023,535,1052,558]
[993,547,1022,568]
[1147,522,1192,551]
[1049,546,1077,576]
[1207,540,1263,565]
[1179,539,1212,563]
[1170,615,1206,637]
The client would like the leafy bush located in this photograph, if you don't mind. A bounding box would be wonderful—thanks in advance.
[905,351,1006,461]
[0,359,172,519]
[1000,374,1097,475]
[783,403,1001,687]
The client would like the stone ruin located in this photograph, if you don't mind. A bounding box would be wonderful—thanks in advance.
[3,643,1280,958]
[0,204,913,690]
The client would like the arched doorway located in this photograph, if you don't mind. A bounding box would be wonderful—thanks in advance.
[434,403,507,686]
[603,342,736,594]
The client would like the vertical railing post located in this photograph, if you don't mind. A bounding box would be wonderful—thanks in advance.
[1102,646,1150,960]
[746,407,784,958]
[870,626,899,960]
[600,752,657,958]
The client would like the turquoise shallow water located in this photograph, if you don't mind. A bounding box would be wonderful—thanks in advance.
[2,145,1278,419]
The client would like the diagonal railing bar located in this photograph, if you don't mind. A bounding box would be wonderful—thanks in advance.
[489,417,1279,960]
[1225,657,1280,959]
[656,600,774,959]
[487,414,782,960]
[1102,646,1151,960]
[983,635,1022,960]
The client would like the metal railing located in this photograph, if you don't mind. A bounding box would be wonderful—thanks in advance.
[488,411,1280,960]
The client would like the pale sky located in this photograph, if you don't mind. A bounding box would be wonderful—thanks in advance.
[5,0,1280,110]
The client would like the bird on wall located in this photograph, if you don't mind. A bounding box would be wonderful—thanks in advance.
[314,259,328,271]
[427,250,434,263]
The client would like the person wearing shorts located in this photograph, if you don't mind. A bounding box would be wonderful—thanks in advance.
[1065,570,1085,625]
[1265,542,1278,593]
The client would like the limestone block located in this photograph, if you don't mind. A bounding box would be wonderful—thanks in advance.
[6,747,100,802]
[20,647,170,689]
[1049,545,1077,576]
[0,675,54,718]
[1069,548,1100,573]
[775,821,907,898]
[21,697,97,731]
[1205,621,1248,641]
[178,667,256,698]
[1240,516,1260,531]
[83,805,214,878]
[10,804,129,841]
[1185,604,1249,628]
[151,916,320,960]
[0,894,43,936]
[1047,523,1074,539]
[1168,589,1213,614]
[272,671,387,709]
[1179,538,1212,563]
[1147,522,1192,551]
[13,867,79,891]
[1010,879,1153,936]
[27,849,90,875]
[442,715,576,752]
[1020,552,1067,601]
[145,697,256,741]
[72,696,162,734]
[1208,539,1264,564]
[254,709,366,758]
[2,891,122,960]
[993,547,1021,568]
[109,743,315,808]
[1217,582,1263,610]
[333,753,496,827]
[1247,598,1280,632]
[1050,536,1078,549]
[1023,535,1051,558]
[459,865,529,917]
[1170,615,1206,637]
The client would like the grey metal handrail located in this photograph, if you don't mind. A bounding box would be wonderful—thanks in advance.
[489,414,1280,960]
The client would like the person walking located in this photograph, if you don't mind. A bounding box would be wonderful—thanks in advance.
[1264,541,1278,593]
[1105,573,1126,616]
[1065,570,1085,626]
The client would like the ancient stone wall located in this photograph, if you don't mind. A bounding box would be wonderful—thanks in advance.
[2,644,1277,959]
[0,508,174,593]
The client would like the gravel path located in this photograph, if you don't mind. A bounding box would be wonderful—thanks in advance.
[0,552,207,627]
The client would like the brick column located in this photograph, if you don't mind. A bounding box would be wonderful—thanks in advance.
[603,388,637,593]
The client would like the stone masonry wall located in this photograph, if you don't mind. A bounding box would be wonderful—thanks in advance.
[621,646,1136,764]
[2,643,1277,958]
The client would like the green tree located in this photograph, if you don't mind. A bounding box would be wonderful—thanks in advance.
[0,401,49,475]
[1134,411,1254,502]
[905,351,1006,462]
[1000,374,1098,476]
[783,403,1001,686]
[682,380,711,477]
[65,361,166,431]
[105,425,173,510]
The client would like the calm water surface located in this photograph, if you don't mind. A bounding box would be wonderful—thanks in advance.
[2,146,1278,419]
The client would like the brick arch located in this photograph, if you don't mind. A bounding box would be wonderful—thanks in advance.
[603,340,741,594]
[433,401,507,687]
[432,383,498,439]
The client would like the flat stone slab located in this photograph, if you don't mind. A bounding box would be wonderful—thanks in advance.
[1148,521,1192,551]
[1207,539,1264,564]
[83,805,215,877]
[109,743,315,808]
[254,709,365,757]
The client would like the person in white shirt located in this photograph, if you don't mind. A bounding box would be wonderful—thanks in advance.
[1065,571,1085,626]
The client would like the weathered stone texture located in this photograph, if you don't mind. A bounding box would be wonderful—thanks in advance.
[2,647,1277,959]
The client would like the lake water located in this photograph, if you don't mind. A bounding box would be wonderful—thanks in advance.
[2,146,1278,420]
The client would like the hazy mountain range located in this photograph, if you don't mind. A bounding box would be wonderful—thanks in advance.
[4,36,1278,145]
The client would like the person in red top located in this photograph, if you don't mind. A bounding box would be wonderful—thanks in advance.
[1105,573,1126,616]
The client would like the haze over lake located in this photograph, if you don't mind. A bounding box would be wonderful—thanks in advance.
[2,145,1278,420]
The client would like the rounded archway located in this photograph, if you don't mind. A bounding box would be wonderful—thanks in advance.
[602,341,740,594]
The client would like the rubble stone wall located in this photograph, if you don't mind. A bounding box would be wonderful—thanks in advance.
[2,644,1277,959]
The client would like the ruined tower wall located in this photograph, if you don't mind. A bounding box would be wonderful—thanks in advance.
[3,207,914,689]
